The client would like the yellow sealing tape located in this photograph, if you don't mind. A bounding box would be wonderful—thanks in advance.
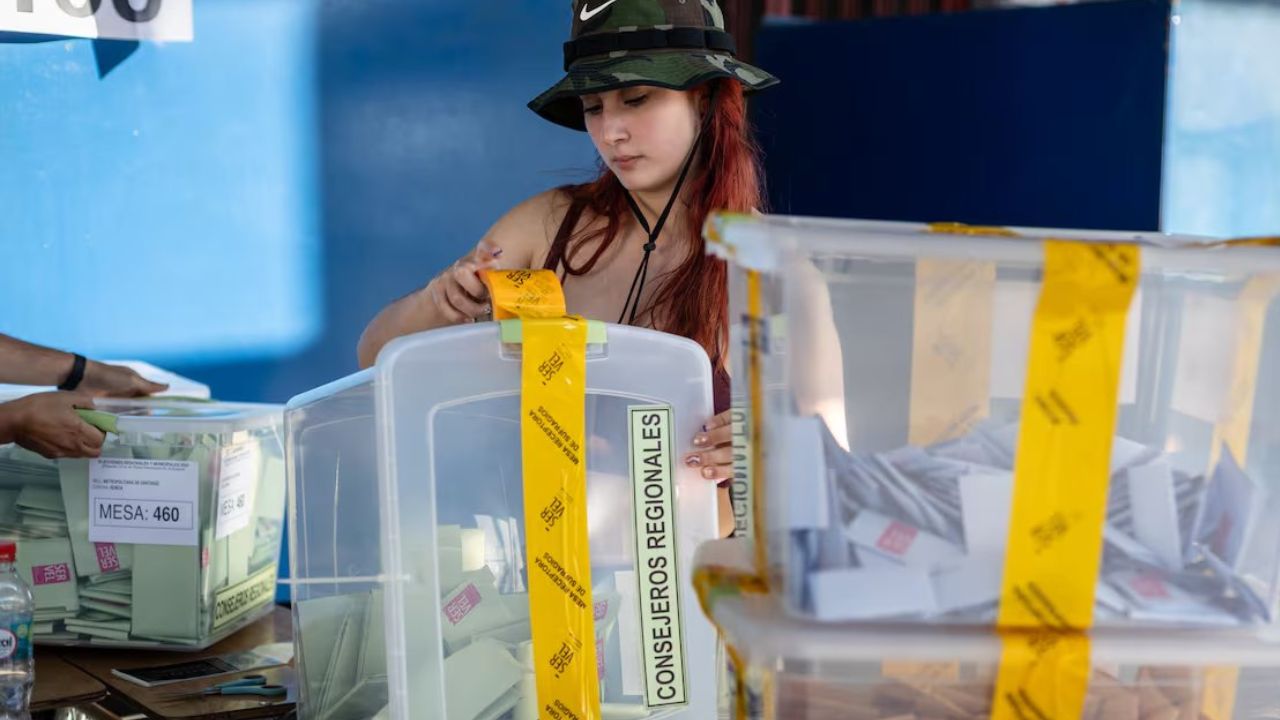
[994,630,1092,719]
[742,269,777,588]
[1198,274,1280,720]
[992,241,1140,720]
[893,227,1001,683]
[927,222,1020,237]
[484,268,600,720]
[908,258,998,448]
[692,566,770,720]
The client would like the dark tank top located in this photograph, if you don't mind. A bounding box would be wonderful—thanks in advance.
[542,195,730,415]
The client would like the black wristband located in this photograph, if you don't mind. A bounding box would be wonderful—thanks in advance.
[58,354,87,391]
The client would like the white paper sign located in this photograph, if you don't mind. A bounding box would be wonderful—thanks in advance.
[0,0,193,42]
[89,458,198,547]
[215,443,259,540]
[1171,293,1236,423]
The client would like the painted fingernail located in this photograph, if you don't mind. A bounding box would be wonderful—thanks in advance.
[491,248,503,258]
[684,455,701,467]
[701,467,715,479]
[701,424,708,432]
[693,434,708,446]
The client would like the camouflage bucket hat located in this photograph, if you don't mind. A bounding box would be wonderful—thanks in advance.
[529,0,779,131]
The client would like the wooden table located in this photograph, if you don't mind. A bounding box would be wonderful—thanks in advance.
[60,606,295,720]
[32,652,108,711]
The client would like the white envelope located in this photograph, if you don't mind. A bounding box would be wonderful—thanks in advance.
[808,567,937,621]
[845,510,963,570]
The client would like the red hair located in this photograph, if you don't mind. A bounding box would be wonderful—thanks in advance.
[555,78,765,369]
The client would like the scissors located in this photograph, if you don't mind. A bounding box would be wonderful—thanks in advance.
[164,674,287,701]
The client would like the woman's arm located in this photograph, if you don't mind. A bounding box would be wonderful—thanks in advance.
[356,191,562,368]
[789,259,850,449]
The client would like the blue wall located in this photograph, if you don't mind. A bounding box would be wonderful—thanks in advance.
[751,0,1171,231]
[1162,0,1280,238]
[1,0,597,404]
[2,0,598,602]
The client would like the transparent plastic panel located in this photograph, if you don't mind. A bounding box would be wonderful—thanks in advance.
[700,540,1280,720]
[0,400,284,649]
[285,374,390,719]
[720,215,1280,629]
[288,324,719,719]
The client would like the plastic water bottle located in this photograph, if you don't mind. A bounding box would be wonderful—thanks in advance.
[0,542,33,719]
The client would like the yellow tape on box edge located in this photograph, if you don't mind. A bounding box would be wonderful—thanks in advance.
[484,269,600,720]
[992,241,1140,720]
[745,270,769,583]
[907,258,997,447]
[1199,274,1280,720]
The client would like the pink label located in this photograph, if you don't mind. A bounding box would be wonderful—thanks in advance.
[1129,573,1171,600]
[596,635,606,680]
[876,521,919,557]
[594,599,609,621]
[201,546,210,569]
[32,563,72,586]
[444,584,482,625]
[94,543,121,572]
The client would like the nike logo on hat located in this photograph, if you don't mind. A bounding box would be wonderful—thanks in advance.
[580,0,620,21]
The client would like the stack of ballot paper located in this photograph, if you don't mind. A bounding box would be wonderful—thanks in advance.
[298,525,638,720]
[786,417,1277,627]
[0,404,286,649]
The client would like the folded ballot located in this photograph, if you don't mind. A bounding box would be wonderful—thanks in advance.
[16,537,79,616]
[786,417,1276,628]
[300,515,699,720]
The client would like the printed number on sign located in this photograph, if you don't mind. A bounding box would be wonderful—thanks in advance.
[13,0,163,22]
[220,495,247,516]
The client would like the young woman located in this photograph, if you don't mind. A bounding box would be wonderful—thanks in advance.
[359,0,846,535]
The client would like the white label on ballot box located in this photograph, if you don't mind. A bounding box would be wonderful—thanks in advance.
[0,0,193,42]
[215,443,259,540]
[89,458,198,546]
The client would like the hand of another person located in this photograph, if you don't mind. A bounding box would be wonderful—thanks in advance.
[79,361,168,398]
[0,391,106,459]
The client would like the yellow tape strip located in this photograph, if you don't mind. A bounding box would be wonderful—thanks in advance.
[927,222,1020,237]
[993,631,1091,720]
[998,241,1140,629]
[1199,274,1280,720]
[901,234,998,682]
[484,269,600,720]
[745,269,770,584]
[992,241,1140,720]
[908,258,997,446]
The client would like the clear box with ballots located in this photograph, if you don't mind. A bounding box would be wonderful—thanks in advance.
[284,322,721,720]
[0,397,285,648]
[711,213,1280,629]
[698,538,1280,720]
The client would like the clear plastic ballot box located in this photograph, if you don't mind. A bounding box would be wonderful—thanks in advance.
[285,322,721,719]
[698,540,1280,720]
[0,397,285,648]
[711,214,1280,630]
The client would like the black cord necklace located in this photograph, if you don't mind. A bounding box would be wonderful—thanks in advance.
[616,132,705,325]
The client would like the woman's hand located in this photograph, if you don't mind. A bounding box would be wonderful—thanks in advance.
[684,410,734,483]
[426,240,504,324]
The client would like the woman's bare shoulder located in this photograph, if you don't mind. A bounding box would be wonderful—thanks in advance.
[482,187,581,268]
